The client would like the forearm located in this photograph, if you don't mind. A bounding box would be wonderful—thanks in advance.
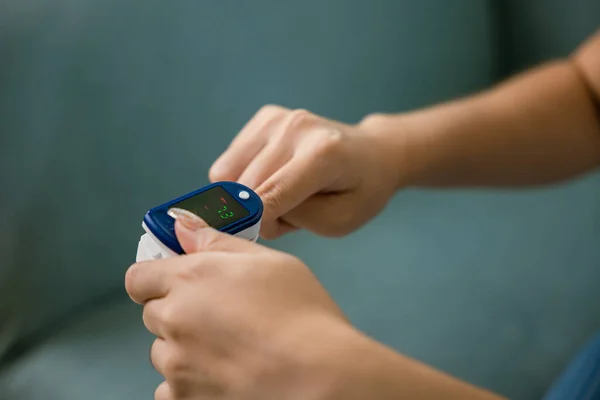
[360,33,600,189]
[317,328,505,400]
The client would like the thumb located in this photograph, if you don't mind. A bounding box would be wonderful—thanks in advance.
[167,208,260,254]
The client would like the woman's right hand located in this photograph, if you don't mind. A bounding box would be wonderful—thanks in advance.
[209,105,406,240]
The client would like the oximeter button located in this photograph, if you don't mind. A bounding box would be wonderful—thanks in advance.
[238,190,250,200]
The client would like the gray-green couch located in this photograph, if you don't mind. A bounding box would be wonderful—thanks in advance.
[1,1,599,399]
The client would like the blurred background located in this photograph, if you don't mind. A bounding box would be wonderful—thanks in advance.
[0,1,599,399]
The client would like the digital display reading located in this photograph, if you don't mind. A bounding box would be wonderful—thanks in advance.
[171,186,250,230]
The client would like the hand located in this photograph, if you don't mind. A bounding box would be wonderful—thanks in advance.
[209,105,402,239]
[125,210,354,400]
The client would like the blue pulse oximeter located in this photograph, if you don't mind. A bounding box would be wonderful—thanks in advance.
[136,181,263,262]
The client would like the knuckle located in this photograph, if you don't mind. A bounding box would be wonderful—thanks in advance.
[361,112,387,126]
[313,128,344,157]
[284,109,314,132]
[173,255,205,282]
[258,104,283,118]
[142,302,156,328]
[162,352,190,377]
[150,340,161,369]
[203,231,225,249]
[154,382,170,400]
[158,303,183,329]
[124,264,140,298]
[173,265,198,284]
[258,178,287,212]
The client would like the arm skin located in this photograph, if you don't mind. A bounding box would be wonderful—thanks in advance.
[312,322,506,400]
[359,31,600,189]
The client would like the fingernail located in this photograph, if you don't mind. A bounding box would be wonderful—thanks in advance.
[167,208,208,231]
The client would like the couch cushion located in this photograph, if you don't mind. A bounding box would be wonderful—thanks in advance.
[0,298,161,400]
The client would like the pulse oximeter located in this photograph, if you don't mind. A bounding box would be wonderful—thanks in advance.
[136,181,263,262]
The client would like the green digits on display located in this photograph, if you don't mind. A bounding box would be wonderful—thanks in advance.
[218,205,234,219]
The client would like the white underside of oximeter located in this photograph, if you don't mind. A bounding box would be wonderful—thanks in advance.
[136,221,261,262]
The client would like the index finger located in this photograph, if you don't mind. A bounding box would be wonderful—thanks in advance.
[209,105,289,182]
[256,145,334,222]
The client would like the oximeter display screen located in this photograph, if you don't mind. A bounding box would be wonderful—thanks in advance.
[171,186,250,229]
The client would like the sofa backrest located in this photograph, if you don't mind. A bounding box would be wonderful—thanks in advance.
[0,0,498,363]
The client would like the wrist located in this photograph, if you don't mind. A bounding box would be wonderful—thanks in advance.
[285,319,382,400]
[357,111,445,190]
[281,316,366,400]
[305,323,422,400]
[264,315,374,400]
[314,328,405,400]
[283,315,410,400]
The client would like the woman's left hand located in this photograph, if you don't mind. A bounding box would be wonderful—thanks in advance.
[125,209,353,400]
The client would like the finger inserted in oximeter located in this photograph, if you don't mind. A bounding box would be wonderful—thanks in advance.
[136,182,263,262]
